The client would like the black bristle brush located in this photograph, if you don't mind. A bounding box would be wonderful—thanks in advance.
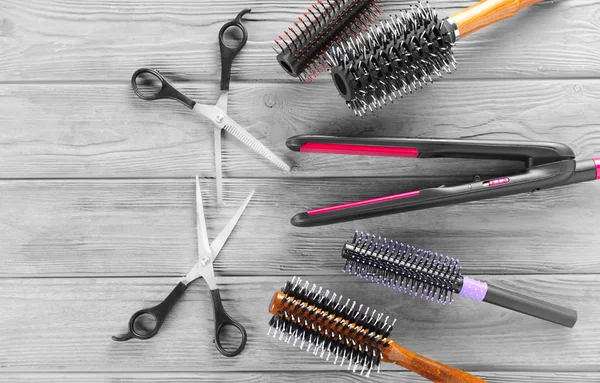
[268,277,487,382]
[327,0,544,115]
[273,0,383,82]
[341,231,578,327]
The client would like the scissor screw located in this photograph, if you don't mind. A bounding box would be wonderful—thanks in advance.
[215,114,224,123]
[201,256,211,265]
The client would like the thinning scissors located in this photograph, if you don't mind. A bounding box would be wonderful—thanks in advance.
[131,9,291,204]
[113,177,253,357]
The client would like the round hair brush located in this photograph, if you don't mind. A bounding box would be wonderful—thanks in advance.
[268,277,487,382]
[273,0,383,82]
[342,232,578,328]
[327,0,544,115]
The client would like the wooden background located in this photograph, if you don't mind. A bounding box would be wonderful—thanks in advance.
[1,0,599,381]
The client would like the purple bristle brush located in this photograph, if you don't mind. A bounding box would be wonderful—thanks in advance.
[341,231,578,328]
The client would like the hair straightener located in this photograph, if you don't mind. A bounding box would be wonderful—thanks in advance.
[287,135,600,227]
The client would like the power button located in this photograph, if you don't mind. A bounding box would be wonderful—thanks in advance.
[483,177,510,187]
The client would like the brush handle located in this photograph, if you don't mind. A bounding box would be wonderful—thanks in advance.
[450,0,544,39]
[387,342,487,383]
[483,283,578,328]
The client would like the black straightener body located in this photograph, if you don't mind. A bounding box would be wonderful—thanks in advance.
[287,135,600,227]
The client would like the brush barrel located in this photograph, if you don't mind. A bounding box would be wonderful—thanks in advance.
[449,0,544,39]
[386,342,487,383]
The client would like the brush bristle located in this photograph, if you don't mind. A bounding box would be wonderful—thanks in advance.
[327,2,456,116]
[342,231,463,304]
[267,277,396,376]
[274,0,383,82]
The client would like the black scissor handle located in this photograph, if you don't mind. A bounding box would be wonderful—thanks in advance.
[112,282,188,341]
[131,68,196,109]
[210,289,247,357]
[219,9,251,91]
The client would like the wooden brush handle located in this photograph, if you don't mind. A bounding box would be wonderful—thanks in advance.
[450,0,544,39]
[386,342,487,383]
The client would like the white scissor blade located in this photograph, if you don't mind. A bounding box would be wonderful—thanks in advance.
[195,176,212,260]
[211,189,254,260]
[182,189,254,285]
[191,104,291,172]
[222,119,292,172]
[215,91,228,111]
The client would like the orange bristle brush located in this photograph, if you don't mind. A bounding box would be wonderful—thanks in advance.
[268,277,487,382]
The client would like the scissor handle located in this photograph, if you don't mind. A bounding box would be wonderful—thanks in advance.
[210,289,247,357]
[219,9,251,91]
[131,68,196,109]
[112,282,188,341]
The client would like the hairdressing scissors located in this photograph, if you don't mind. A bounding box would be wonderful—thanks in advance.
[131,9,291,205]
[112,177,253,357]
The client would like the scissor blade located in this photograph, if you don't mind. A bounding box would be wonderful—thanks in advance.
[196,176,213,261]
[214,127,224,205]
[191,104,291,172]
[215,91,227,205]
[221,117,292,172]
[215,91,228,112]
[210,189,254,261]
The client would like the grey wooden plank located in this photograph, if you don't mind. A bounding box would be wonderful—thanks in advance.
[0,371,598,382]
[0,0,596,82]
[1,178,599,277]
[0,275,597,372]
[1,80,599,178]
[0,0,597,379]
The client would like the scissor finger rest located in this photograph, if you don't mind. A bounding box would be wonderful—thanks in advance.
[112,282,188,341]
[210,289,247,357]
[219,8,251,91]
[131,68,196,109]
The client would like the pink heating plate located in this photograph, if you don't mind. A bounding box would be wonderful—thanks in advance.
[307,190,421,215]
[300,142,420,157]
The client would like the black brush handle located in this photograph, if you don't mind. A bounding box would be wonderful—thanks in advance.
[484,284,577,328]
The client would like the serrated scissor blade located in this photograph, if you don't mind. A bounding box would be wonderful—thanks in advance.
[222,119,291,172]
[192,104,291,172]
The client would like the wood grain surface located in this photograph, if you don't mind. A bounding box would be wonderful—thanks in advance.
[1,372,599,383]
[0,0,598,81]
[1,0,599,382]
[2,179,600,277]
[1,276,598,371]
